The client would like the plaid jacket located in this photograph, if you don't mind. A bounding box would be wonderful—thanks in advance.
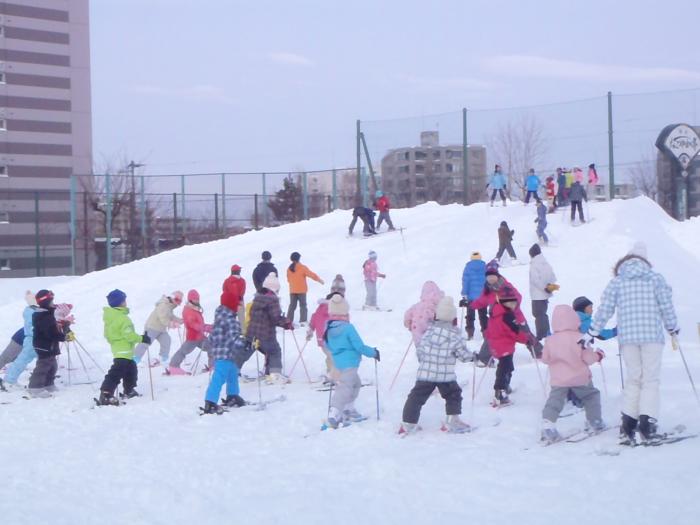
[591,258,677,345]
[247,291,288,342]
[209,305,251,366]
[416,321,472,382]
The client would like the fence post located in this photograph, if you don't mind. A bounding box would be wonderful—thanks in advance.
[221,173,227,236]
[180,174,186,241]
[254,193,259,229]
[607,91,615,200]
[106,171,112,268]
[327,195,331,213]
[173,192,178,244]
[214,192,219,232]
[34,191,40,276]
[356,119,362,203]
[462,107,468,205]
[140,175,146,257]
[262,172,268,227]
[82,190,89,272]
[361,167,368,208]
[332,168,338,210]
[69,175,76,275]
[302,171,309,220]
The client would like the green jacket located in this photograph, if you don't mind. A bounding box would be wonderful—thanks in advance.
[103,306,142,359]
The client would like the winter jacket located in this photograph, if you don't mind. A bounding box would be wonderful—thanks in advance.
[529,254,557,301]
[247,291,288,342]
[461,260,486,300]
[253,261,278,293]
[526,174,540,192]
[536,203,547,226]
[498,224,514,246]
[324,320,376,370]
[545,180,556,198]
[103,306,142,360]
[557,174,566,194]
[363,259,379,282]
[209,305,252,367]
[416,320,472,382]
[577,311,616,340]
[470,277,526,323]
[32,307,66,359]
[10,328,24,345]
[21,305,38,354]
[573,168,584,183]
[221,274,246,312]
[376,195,390,213]
[588,166,599,185]
[569,182,587,202]
[542,305,599,387]
[145,296,181,332]
[404,281,444,344]
[183,302,207,341]
[287,262,322,294]
[564,172,573,188]
[483,303,529,358]
[591,257,677,345]
[309,300,330,345]
[489,172,506,190]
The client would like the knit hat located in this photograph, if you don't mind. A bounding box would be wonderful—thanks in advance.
[107,289,126,308]
[485,259,500,276]
[187,289,200,303]
[171,290,184,305]
[500,221,507,227]
[290,252,301,262]
[435,296,457,322]
[25,290,37,306]
[376,190,383,198]
[328,293,350,316]
[628,241,647,259]
[368,250,377,260]
[529,243,542,258]
[231,264,241,274]
[470,251,482,260]
[330,275,346,296]
[55,303,75,323]
[262,272,280,293]
[572,296,593,313]
[498,286,518,303]
[262,250,272,261]
[35,289,54,308]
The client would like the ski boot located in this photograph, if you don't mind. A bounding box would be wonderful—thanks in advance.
[443,415,471,434]
[342,408,367,423]
[222,394,247,408]
[491,389,512,407]
[0,378,6,392]
[265,373,290,385]
[619,413,638,446]
[638,415,663,444]
[121,389,141,399]
[326,408,343,429]
[166,366,189,376]
[540,421,561,444]
[398,422,421,436]
[96,391,120,406]
[200,401,225,415]
[466,328,475,341]
[27,388,51,398]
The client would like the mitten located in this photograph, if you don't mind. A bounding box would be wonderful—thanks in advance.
[458,298,469,308]
[374,348,381,362]
[142,333,152,345]
[545,284,560,293]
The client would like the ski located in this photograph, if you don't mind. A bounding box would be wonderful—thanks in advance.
[565,425,618,443]
[595,425,695,455]
[247,394,286,407]
[315,382,372,392]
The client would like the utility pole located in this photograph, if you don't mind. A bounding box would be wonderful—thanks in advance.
[127,161,144,259]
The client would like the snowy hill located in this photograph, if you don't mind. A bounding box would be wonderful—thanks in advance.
[1,197,700,525]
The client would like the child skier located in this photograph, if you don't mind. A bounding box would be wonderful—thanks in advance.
[540,304,606,443]
[97,290,149,405]
[307,294,336,382]
[374,191,395,231]
[569,180,587,223]
[572,297,617,340]
[253,251,278,293]
[286,252,324,325]
[460,252,487,340]
[168,289,212,375]
[400,296,474,435]
[3,291,40,388]
[534,200,549,245]
[134,291,184,366]
[545,176,557,211]
[524,169,541,204]
[482,286,531,406]
[495,221,518,264]
[324,294,379,428]
[488,164,507,207]
[221,264,246,322]
[404,281,444,345]
[0,328,24,375]
[362,250,386,310]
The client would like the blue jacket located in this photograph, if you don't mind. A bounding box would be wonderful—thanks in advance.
[22,306,38,353]
[325,320,376,370]
[461,260,486,300]
[526,174,540,191]
[576,311,616,340]
[489,172,506,190]
[11,328,25,345]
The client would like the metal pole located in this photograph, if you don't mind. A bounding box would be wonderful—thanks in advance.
[214,192,219,232]
[462,107,468,205]
[82,190,88,271]
[140,175,146,257]
[105,172,112,268]
[173,192,178,243]
[180,174,186,240]
[361,167,368,208]
[254,194,259,229]
[34,191,40,276]
[262,172,268,227]
[221,173,226,236]
[607,91,615,200]
[332,168,338,210]
[69,175,76,274]
[356,119,361,203]
[360,132,378,194]
[302,171,309,220]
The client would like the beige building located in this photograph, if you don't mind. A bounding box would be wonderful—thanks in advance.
[380,131,487,207]
[0,0,91,276]
[302,168,357,215]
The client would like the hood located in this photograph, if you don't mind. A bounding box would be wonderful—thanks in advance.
[420,281,444,305]
[103,306,129,321]
[616,257,652,279]
[326,319,348,338]
[551,305,581,333]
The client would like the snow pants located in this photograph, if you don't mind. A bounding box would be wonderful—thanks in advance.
[531,299,550,341]
[490,189,506,204]
[536,222,548,243]
[170,339,211,368]
[348,214,375,235]
[495,242,516,262]
[542,384,601,424]
[0,340,22,370]
[494,354,514,391]
[205,359,240,404]
[287,293,308,323]
[331,367,362,412]
[524,190,540,204]
[621,343,663,419]
[134,329,171,364]
[259,338,282,375]
[4,340,36,384]
[570,200,584,222]
[402,380,463,424]
[376,211,394,230]
[28,356,58,390]
[465,306,488,337]
[100,358,138,395]
[365,280,377,307]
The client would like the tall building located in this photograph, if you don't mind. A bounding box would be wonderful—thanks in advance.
[380,131,487,208]
[0,0,91,276]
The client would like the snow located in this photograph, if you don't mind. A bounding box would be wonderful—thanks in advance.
[1,196,700,525]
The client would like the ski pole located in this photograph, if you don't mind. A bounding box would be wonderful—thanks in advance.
[290,330,312,383]
[282,327,286,376]
[469,353,477,425]
[618,349,625,389]
[673,335,700,409]
[73,342,92,384]
[145,343,155,401]
[189,349,202,375]
[473,357,494,400]
[528,343,547,398]
[73,338,105,374]
[327,379,333,419]
[254,339,264,411]
[599,361,608,398]
[374,358,380,421]
[66,342,72,386]
[389,339,413,391]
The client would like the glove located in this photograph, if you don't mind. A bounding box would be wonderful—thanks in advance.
[611,327,618,337]
[545,283,560,293]
[65,331,76,342]
[511,229,515,236]
[203,324,213,334]
[595,349,605,362]
[534,218,538,223]
[668,328,680,336]
[374,348,380,362]
[142,333,152,345]
[458,297,469,308]
[284,321,294,330]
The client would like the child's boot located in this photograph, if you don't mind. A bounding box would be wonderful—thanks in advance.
[443,415,471,433]
[540,419,561,444]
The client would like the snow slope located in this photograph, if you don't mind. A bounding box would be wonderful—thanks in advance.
[1,197,700,525]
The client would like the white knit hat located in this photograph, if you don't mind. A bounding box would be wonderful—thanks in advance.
[435,296,457,322]
[328,293,350,316]
[25,290,37,306]
[262,272,280,293]
[629,241,648,259]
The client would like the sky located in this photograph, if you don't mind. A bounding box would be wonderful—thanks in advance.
[90,0,700,193]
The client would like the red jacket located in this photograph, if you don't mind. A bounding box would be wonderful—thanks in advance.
[221,275,246,311]
[545,180,556,198]
[484,303,529,358]
[470,277,526,323]
[183,303,206,341]
[376,195,390,213]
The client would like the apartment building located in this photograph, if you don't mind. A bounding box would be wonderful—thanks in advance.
[380,131,487,208]
[0,0,91,276]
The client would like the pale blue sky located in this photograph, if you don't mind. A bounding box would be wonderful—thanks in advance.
[90,0,700,189]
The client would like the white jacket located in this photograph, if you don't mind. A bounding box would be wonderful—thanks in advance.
[529,254,556,301]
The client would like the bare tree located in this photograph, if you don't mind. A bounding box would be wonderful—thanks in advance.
[489,115,548,200]
[628,156,657,201]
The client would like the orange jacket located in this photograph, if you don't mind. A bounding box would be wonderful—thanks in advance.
[286,262,322,294]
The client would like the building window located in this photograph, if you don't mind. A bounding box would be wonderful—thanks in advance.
[446,163,454,173]
[398,165,410,174]
[0,258,9,270]
[432,150,441,159]
[415,164,424,173]
[0,119,6,131]
[0,165,7,177]
[0,211,8,223]
[415,151,427,160]
[0,72,5,84]
[415,177,426,188]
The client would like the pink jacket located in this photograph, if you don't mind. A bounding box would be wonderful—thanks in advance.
[573,167,584,183]
[542,305,600,387]
[309,300,330,345]
[363,259,378,282]
[403,281,444,344]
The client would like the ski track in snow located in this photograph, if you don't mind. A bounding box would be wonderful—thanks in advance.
[1,197,700,525]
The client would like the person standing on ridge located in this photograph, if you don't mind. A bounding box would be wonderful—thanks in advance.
[488,164,507,207]
[253,251,278,293]
[374,191,395,231]
[286,252,324,325]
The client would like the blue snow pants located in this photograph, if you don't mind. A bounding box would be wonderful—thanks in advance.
[4,340,36,384]
[205,359,240,403]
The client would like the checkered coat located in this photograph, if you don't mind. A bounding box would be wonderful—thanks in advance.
[209,305,252,366]
[415,320,472,382]
[591,257,677,345]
